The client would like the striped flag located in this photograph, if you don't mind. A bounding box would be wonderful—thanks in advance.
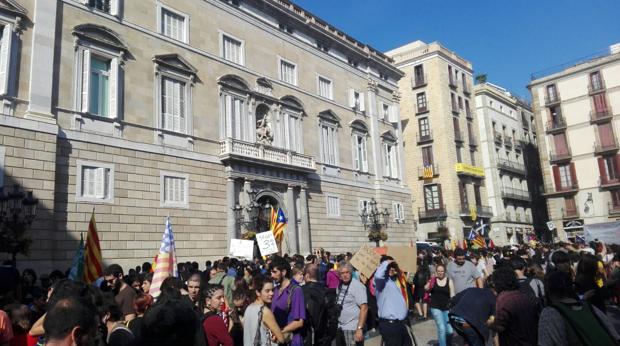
[272,207,287,242]
[423,165,434,179]
[472,233,486,248]
[83,211,103,284]
[68,233,84,281]
[150,217,178,298]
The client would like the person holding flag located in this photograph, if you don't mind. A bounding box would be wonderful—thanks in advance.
[83,209,103,284]
[149,217,178,299]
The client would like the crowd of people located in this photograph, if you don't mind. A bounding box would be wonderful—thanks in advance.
[0,240,619,346]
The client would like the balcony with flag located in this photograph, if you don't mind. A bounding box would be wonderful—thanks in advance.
[220,138,316,172]
[418,164,439,179]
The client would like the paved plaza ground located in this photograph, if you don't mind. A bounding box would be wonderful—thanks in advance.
[366,318,440,346]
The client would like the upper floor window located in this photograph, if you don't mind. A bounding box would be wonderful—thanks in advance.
[159,6,188,43]
[318,76,333,100]
[381,103,390,120]
[221,33,244,65]
[318,110,340,166]
[279,58,297,86]
[393,202,405,222]
[350,120,368,173]
[218,76,252,142]
[590,71,603,91]
[416,92,427,113]
[154,54,197,135]
[0,22,17,97]
[382,133,399,179]
[86,0,119,15]
[424,184,442,211]
[73,24,127,119]
[413,64,425,86]
[348,89,365,112]
[546,84,558,102]
[277,96,304,153]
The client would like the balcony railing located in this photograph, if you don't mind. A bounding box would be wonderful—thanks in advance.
[454,130,464,143]
[590,108,612,124]
[546,118,567,133]
[465,109,474,120]
[497,158,526,175]
[220,138,316,171]
[594,139,619,154]
[417,131,433,144]
[609,203,620,215]
[411,74,428,89]
[419,206,447,221]
[544,94,561,106]
[501,186,531,201]
[459,204,493,218]
[549,148,572,163]
[449,77,458,88]
[562,207,579,219]
[588,81,605,95]
[600,175,620,188]
[494,131,503,144]
[418,164,439,178]
[555,181,579,193]
[504,135,513,148]
[416,105,429,114]
[455,163,485,178]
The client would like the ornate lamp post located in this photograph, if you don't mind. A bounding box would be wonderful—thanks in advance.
[360,198,390,247]
[0,185,39,264]
[232,188,271,239]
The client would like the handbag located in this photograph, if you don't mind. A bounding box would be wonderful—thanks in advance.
[423,276,436,303]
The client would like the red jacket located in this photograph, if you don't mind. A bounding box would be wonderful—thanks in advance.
[203,313,233,346]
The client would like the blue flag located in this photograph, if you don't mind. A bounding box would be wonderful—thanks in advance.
[68,233,85,281]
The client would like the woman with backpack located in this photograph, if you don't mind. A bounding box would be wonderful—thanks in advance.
[244,276,287,346]
[425,263,454,346]
[202,284,234,346]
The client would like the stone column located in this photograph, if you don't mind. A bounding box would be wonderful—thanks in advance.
[366,79,383,182]
[26,0,58,121]
[226,178,237,243]
[299,187,311,255]
[286,185,298,254]
[392,91,406,185]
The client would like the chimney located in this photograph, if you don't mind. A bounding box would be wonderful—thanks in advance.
[610,43,620,55]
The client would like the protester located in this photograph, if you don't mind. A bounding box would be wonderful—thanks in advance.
[448,285,496,346]
[103,297,135,346]
[301,263,329,346]
[412,260,430,320]
[244,276,287,346]
[128,293,153,341]
[187,273,202,310]
[42,296,98,346]
[425,263,454,346]
[326,263,340,289]
[270,257,305,346]
[374,259,412,346]
[104,264,137,322]
[209,263,235,308]
[334,262,367,346]
[447,248,483,294]
[202,284,233,346]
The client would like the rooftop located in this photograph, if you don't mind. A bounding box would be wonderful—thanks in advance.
[475,82,531,109]
[385,40,473,71]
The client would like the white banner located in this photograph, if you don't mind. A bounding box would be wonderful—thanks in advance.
[584,221,620,244]
[229,239,254,260]
[255,231,279,256]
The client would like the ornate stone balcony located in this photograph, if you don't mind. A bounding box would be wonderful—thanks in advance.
[220,138,315,172]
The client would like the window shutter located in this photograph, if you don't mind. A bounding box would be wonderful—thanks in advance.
[359,92,365,112]
[110,0,119,16]
[108,58,119,118]
[615,154,620,179]
[392,203,398,222]
[598,157,607,184]
[81,50,91,112]
[179,84,187,133]
[552,165,561,190]
[383,143,389,175]
[352,135,359,170]
[348,89,355,108]
[361,136,368,172]
[0,24,13,95]
[378,102,384,120]
[95,168,104,198]
[390,146,398,178]
[569,162,577,187]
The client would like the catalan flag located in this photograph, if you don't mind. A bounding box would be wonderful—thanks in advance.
[83,211,103,284]
[423,165,434,179]
[150,217,178,299]
[472,233,486,248]
[271,207,287,242]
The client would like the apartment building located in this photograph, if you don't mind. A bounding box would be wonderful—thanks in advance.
[386,41,491,242]
[474,82,547,245]
[0,0,414,270]
[528,44,620,240]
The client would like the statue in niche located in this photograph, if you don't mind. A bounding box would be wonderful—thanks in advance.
[256,114,273,145]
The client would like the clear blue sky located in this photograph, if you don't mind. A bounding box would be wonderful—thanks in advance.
[293,0,620,99]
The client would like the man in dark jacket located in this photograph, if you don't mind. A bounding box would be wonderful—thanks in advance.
[448,286,496,346]
[301,263,329,346]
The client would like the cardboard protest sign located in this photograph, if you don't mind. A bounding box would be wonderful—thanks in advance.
[387,245,418,274]
[229,239,254,260]
[350,245,382,278]
[255,231,279,256]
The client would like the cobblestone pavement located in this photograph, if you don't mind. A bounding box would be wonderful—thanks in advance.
[366,318,439,346]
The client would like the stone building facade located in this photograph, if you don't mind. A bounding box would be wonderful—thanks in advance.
[528,44,620,241]
[0,0,414,271]
[386,41,490,243]
[474,82,541,245]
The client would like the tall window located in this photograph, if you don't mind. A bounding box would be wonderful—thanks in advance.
[590,71,603,91]
[392,202,405,222]
[465,99,470,116]
[352,132,368,172]
[280,59,297,85]
[89,56,110,117]
[470,149,476,166]
[419,118,430,139]
[383,141,398,178]
[546,84,558,102]
[318,76,333,99]
[280,109,302,152]
[424,184,441,210]
[416,92,427,112]
[414,64,425,85]
[474,185,482,205]
[422,146,433,166]
[320,123,338,165]
[602,156,619,180]
[160,7,187,42]
[382,103,390,120]
[161,77,186,133]
[348,89,365,112]
[558,164,573,188]
[611,190,620,208]
[458,96,463,109]
[459,182,468,206]
[221,93,250,141]
[326,196,340,217]
[222,35,243,65]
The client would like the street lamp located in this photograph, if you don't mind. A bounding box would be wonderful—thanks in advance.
[360,198,389,247]
[232,188,266,239]
[0,185,39,264]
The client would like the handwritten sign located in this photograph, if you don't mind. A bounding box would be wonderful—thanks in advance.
[255,231,279,256]
[350,245,382,278]
[229,239,254,260]
[388,246,418,274]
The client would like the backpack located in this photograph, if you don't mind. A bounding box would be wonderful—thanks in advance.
[302,283,329,346]
[551,301,618,346]
[518,277,545,313]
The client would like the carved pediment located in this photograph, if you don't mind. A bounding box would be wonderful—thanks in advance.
[318,109,340,124]
[219,74,250,91]
[381,130,397,142]
[280,95,304,112]
[73,24,128,52]
[0,0,27,18]
[349,119,368,133]
[153,54,198,77]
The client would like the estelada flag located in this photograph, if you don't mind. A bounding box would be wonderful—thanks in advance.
[150,217,178,298]
[83,210,103,284]
[272,208,287,242]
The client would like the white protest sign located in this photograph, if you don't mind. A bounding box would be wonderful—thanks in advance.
[229,239,254,260]
[255,231,279,256]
